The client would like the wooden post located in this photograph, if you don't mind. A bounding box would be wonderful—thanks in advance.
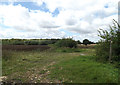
[109,40,112,62]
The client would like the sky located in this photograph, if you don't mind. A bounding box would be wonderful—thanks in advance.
[0,0,119,42]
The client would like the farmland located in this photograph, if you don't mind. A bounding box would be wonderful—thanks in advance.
[1,39,118,83]
[0,0,119,84]
[2,45,50,51]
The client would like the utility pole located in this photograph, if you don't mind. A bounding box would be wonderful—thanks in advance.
[109,40,112,62]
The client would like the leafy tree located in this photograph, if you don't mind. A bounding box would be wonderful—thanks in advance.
[96,19,120,62]
[77,40,82,44]
[83,39,89,46]
[89,41,95,44]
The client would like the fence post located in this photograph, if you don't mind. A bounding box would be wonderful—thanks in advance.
[109,40,112,62]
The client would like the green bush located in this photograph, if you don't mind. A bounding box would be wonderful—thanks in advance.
[2,39,60,45]
[40,41,49,45]
[50,39,60,44]
[13,41,25,45]
[25,41,39,45]
[77,40,82,44]
[55,38,77,48]
[96,19,120,62]
[95,41,110,61]
[39,39,59,45]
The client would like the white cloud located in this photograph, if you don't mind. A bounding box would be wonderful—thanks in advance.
[0,26,66,39]
[0,4,60,31]
[0,0,119,41]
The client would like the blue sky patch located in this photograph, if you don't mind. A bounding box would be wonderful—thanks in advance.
[0,2,60,17]
[0,24,11,29]
[52,8,60,17]
[104,5,108,8]
[0,2,9,5]
[13,2,50,12]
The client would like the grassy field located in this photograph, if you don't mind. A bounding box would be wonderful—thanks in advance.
[2,44,118,83]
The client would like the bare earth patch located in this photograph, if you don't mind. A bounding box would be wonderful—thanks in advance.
[0,76,7,82]
[21,61,60,83]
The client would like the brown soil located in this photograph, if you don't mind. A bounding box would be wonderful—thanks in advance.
[2,45,50,51]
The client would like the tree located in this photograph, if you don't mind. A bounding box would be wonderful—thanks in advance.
[83,39,89,46]
[77,40,82,44]
[96,19,120,62]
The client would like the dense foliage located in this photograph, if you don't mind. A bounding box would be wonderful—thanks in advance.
[25,41,39,45]
[77,40,82,44]
[83,39,89,46]
[2,39,60,45]
[83,39,94,46]
[55,38,77,48]
[96,19,120,62]
[40,39,59,45]
[2,38,95,48]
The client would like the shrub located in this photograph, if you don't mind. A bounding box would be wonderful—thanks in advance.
[95,41,110,61]
[40,41,49,45]
[77,40,82,44]
[55,38,77,48]
[39,39,59,45]
[96,19,120,62]
[13,41,24,45]
[25,41,39,45]
[50,39,59,44]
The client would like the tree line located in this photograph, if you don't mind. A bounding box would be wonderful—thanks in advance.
[2,38,95,46]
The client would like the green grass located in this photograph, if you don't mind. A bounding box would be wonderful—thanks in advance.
[2,45,119,83]
[55,47,85,53]
[2,48,80,83]
[48,55,118,83]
